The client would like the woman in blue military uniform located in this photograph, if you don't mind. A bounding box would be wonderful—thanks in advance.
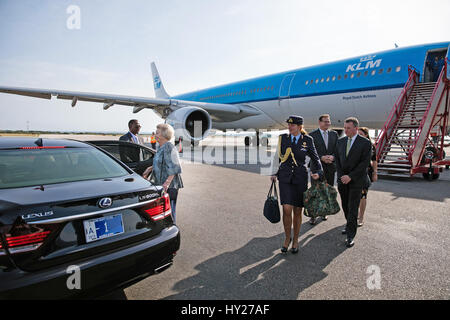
[271,116,323,254]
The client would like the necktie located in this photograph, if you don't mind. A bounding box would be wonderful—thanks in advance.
[323,130,328,149]
[346,137,352,157]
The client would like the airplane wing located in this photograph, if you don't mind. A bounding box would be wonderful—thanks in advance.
[0,86,261,121]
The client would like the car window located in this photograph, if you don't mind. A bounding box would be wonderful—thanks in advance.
[118,144,142,164]
[95,143,142,164]
[0,147,129,189]
[141,147,153,161]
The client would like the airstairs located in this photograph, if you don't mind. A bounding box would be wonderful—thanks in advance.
[375,59,450,180]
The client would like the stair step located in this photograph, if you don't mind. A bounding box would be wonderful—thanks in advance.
[397,125,420,129]
[381,156,409,161]
[378,167,411,173]
[378,163,411,169]
[377,172,412,179]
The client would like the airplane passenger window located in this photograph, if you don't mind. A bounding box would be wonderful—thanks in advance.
[344,74,348,80]
[356,72,361,77]
[387,67,392,73]
[371,70,376,76]
[315,79,319,84]
[338,75,342,80]
[396,66,401,72]
[378,69,384,74]
[321,78,324,83]
[305,80,309,85]
[332,76,336,81]
[350,73,355,79]
[364,71,369,76]
[326,77,330,82]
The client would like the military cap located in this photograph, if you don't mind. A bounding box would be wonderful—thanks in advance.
[286,115,304,125]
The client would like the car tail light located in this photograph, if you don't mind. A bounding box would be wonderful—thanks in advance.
[143,193,172,221]
[4,227,52,254]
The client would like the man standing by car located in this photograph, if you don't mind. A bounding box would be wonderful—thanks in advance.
[119,119,144,163]
[308,114,339,225]
[120,119,144,145]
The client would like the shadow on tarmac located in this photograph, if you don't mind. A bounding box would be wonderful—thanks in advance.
[163,225,347,300]
[370,170,450,202]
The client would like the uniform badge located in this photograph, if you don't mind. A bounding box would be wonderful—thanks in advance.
[301,141,308,152]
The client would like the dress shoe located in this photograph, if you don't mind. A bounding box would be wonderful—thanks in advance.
[281,239,291,253]
[345,238,355,248]
[290,247,299,254]
[322,216,328,221]
[309,217,316,225]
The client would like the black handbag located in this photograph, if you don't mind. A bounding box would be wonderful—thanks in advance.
[263,181,281,223]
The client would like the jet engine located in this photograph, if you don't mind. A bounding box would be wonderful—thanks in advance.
[165,106,212,143]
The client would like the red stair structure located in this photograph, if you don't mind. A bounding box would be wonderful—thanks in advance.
[375,59,450,180]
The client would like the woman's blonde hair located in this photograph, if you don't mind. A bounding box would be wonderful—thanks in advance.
[156,123,175,141]
[299,125,307,135]
[358,126,369,138]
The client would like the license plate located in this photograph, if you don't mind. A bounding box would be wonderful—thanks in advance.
[83,214,124,243]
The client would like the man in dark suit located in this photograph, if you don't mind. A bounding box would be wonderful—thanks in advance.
[309,114,339,225]
[335,117,371,248]
[119,119,144,163]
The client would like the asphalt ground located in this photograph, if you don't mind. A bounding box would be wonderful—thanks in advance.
[116,138,450,300]
[6,133,448,299]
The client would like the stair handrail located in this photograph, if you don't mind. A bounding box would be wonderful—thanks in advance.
[409,59,448,167]
[375,66,419,160]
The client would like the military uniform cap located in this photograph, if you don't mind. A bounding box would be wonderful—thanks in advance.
[286,115,304,125]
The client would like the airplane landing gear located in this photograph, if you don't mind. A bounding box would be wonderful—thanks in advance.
[244,133,260,146]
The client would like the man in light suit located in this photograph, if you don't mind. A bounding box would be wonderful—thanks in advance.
[309,114,339,225]
[119,119,144,163]
[335,117,371,248]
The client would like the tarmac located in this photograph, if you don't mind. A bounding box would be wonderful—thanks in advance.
[4,133,449,299]
[120,136,450,300]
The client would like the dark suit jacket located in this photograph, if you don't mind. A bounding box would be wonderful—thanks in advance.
[119,132,144,145]
[309,128,338,169]
[335,134,372,188]
[277,133,323,188]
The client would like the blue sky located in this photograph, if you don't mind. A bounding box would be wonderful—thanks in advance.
[0,0,449,133]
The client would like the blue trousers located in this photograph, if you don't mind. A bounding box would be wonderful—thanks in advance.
[170,199,177,223]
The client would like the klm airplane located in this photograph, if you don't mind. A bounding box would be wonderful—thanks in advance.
[1,42,449,145]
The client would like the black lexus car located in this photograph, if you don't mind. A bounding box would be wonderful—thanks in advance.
[0,137,180,299]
